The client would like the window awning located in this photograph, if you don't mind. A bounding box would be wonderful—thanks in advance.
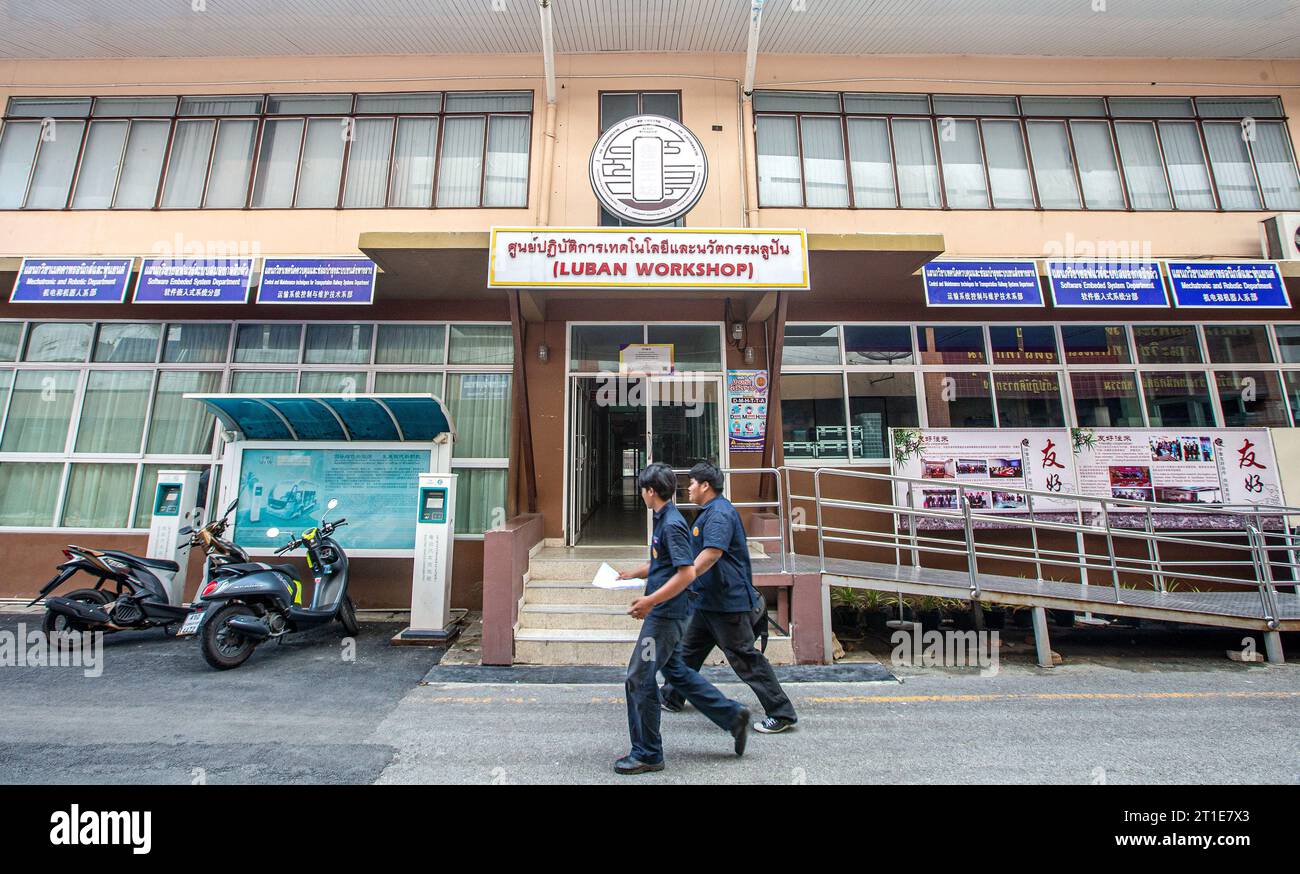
[184,393,456,442]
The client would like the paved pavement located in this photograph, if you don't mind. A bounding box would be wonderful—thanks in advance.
[0,611,1296,784]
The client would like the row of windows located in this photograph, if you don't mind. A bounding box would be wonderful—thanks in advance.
[753,91,1300,211]
[0,320,513,534]
[781,322,1300,463]
[0,92,532,210]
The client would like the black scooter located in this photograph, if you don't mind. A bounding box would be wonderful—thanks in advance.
[184,499,359,670]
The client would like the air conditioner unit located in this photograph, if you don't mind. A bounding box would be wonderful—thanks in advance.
[1261,213,1300,259]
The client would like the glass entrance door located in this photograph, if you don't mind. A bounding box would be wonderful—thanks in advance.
[648,376,723,508]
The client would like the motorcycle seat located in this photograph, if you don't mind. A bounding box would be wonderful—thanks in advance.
[213,562,298,579]
[100,550,180,573]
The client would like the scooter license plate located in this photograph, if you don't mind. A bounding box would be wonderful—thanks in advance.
[177,610,203,637]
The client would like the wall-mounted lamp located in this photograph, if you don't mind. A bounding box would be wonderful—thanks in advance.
[537,344,550,363]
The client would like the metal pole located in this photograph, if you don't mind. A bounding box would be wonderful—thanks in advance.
[962,491,980,599]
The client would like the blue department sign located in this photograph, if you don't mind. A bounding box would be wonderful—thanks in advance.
[589,115,708,225]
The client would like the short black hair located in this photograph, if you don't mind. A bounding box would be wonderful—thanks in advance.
[638,463,677,501]
[688,462,724,494]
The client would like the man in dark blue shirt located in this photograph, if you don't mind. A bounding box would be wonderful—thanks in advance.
[660,462,798,734]
[613,463,751,775]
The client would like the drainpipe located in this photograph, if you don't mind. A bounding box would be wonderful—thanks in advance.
[740,0,765,228]
[536,0,558,226]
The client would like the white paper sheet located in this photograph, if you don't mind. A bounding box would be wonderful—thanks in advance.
[592,562,642,589]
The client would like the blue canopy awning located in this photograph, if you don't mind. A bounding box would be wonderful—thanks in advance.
[184,393,456,442]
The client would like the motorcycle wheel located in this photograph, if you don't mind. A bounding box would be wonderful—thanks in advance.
[201,603,259,670]
[339,596,360,637]
[42,588,110,637]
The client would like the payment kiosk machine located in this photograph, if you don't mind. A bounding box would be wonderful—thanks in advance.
[396,472,461,643]
[146,469,202,605]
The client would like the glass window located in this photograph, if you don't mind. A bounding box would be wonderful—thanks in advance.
[0,323,21,361]
[780,374,846,460]
[1070,120,1125,209]
[436,116,486,207]
[846,118,896,207]
[1070,372,1145,427]
[161,119,214,207]
[1158,122,1215,209]
[343,117,395,208]
[1025,121,1081,209]
[1274,325,1300,363]
[783,325,840,366]
[1284,372,1300,424]
[356,93,441,114]
[848,371,918,458]
[94,323,160,362]
[294,118,347,207]
[1,370,79,452]
[800,116,849,208]
[234,323,301,364]
[1204,122,1261,210]
[1141,371,1216,428]
[989,325,1058,365]
[204,119,257,208]
[454,467,507,534]
[599,93,639,129]
[994,372,1065,427]
[0,462,63,525]
[447,373,511,457]
[0,369,11,428]
[646,325,722,371]
[1109,97,1194,118]
[61,463,135,528]
[251,118,304,208]
[483,115,530,207]
[1020,96,1107,117]
[916,325,986,364]
[266,94,352,115]
[134,463,208,528]
[0,121,41,208]
[90,97,174,117]
[390,117,438,207]
[25,322,92,362]
[304,324,372,365]
[938,119,989,208]
[753,91,840,113]
[26,120,85,208]
[844,93,930,115]
[444,92,531,113]
[75,370,152,453]
[1115,122,1172,210]
[640,93,680,121]
[923,372,995,428]
[1253,121,1300,210]
[892,118,941,208]
[72,121,129,209]
[1195,97,1284,118]
[1203,325,1272,364]
[845,325,913,365]
[299,371,366,394]
[114,120,169,208]
[931,95,1019,116]
[162,323,230,363]
[1061,325,1132,365]
[374,372,443,395]
[230,370,296,393]
[7,97,92,117]
[569,324,642,372]
[179,95,263,116]
[756,116,802,207]
[376,324,446,365]
[1133,325,1202,365]
[147,371,221,454]
[449,325,512,365]
[982,120,1034,208]
[1214,370,1289,427]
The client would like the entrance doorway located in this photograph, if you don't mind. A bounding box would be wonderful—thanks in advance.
[566,323,726,546]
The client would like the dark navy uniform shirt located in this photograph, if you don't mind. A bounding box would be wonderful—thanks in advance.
[688,495,757,613]
[646,502,695,619]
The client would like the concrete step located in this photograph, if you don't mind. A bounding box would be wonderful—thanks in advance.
[513,627,795,666]
[527,544,769,581]
[519,603,643,630]
[523,580,641,606]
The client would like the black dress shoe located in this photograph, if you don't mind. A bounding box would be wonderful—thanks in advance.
[614,755,665,775]
[661,698,683,713]
[730,706,752,756]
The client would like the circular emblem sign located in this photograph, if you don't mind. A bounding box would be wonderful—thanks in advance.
[589,114,708,225]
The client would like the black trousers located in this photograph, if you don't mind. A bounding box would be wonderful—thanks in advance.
[660,608,797,722]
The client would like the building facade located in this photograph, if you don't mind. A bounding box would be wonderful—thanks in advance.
[1,2,1299,621]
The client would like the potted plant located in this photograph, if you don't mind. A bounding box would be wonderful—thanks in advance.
[917,595,946,632]
[830,587,859,633]
[982,603,1007,630]
[856,588,890,633]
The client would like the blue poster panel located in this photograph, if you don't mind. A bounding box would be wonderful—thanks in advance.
[10,257,134,303]
[922,260,1043,307]
[257,257,377,305]
[1166,261,1290,309]
[1046,260,1169,308]
[133,257,255,304]
[234,447,432,550]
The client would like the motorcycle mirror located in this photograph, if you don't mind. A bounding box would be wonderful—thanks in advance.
[327,498,339,511]
[266,528,280,539]
[225,499,238,516]
[178,526,193,536]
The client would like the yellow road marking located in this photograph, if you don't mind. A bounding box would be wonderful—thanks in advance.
[802,691,1300,704]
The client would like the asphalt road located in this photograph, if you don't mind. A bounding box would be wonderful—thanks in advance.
[0,611,1296,785]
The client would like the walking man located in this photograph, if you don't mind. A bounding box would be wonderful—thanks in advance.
[660,462,798,734]
[615,462,751,775]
